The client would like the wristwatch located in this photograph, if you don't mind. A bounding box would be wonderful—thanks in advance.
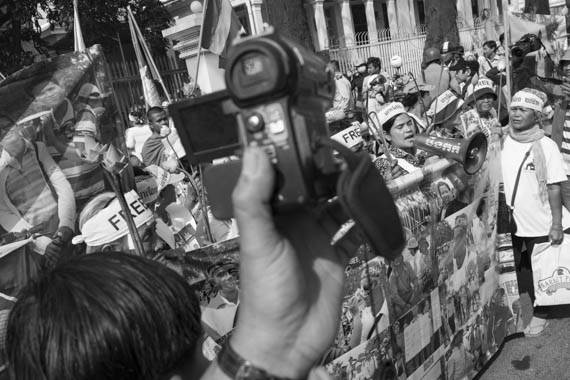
[217,342,298,380]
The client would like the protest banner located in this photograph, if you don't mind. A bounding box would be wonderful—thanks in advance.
[323,133,511,380]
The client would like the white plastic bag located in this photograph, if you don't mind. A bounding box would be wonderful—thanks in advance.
[532,237,570,306]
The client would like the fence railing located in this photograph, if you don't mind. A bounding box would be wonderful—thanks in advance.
[329,25,490,77]
[106,55,187,124]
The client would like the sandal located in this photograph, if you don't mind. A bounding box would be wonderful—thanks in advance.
[524,317,549,337]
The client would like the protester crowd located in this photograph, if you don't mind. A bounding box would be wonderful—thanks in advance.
[0,26,569,380]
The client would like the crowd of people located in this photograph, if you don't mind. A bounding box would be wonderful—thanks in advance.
[0,23,568,380]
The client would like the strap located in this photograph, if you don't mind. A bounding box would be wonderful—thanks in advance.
[33,143,58,201]
[510,147,532,209]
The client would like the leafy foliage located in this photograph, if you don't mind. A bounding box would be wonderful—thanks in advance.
[0,0,172,76]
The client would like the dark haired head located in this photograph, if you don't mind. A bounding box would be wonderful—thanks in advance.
[147,106,166,121]
[367,57,381,70]
[483,40,497,51]
[329,60,340,72]
[7,252,204,380]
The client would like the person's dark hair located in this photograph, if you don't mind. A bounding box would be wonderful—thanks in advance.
[367,57,381,70]
[401,92,420,108]
[499,33,505,45]
[483,40,497,51]
[329,60,340,72]
[147,106,165,121]
[7,252,203,380]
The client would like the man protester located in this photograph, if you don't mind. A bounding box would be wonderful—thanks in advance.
[326,60,353,124]
[478,40,502,78]
[0,124,76,276]
[362,57,382,100]
[449,58,480,99]
[422,47,457,100]
[201,259,240,342]
[502,88,570,337]
[141,106,179,171]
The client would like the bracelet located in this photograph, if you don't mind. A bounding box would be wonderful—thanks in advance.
[552,225,563,230]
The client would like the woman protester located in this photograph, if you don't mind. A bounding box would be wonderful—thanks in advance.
[400,78,434,133]
[372,102,426,181]
[501,88,570,337]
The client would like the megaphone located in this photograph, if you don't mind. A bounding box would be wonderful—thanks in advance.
[414,132,488,175]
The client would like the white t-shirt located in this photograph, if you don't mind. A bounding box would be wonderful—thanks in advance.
[501,135,570,237]
[125,125,152,155]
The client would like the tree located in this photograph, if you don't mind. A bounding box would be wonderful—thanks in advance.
[0,0,172,76]
[423,0,460,52]
[524,0,550,14]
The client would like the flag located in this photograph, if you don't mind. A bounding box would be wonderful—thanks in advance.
[201,0,244,57]
[73,0,86,52]
[127,6,169,108]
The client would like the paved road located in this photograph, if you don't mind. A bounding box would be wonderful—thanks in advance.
[477,294,570,380]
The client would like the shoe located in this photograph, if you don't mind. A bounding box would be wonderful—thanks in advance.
[524,317,549,337]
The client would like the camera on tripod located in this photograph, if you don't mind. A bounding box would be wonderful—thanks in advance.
[169,27,338,218]
[511,33,542,58]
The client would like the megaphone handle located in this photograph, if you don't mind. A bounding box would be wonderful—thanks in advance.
[368,111,394,163]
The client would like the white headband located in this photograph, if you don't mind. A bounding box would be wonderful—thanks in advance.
[72,190,153,246]
[511,91,544,112]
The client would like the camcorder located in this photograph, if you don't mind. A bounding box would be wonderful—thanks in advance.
[511,33,542,58]
[170,27,406,260]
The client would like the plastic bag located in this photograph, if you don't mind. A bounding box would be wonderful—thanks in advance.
[532,237,570,306]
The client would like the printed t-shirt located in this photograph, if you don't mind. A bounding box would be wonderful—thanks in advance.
[501,135,570,237]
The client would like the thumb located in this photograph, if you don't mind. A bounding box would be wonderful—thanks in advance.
[232,147,281,258]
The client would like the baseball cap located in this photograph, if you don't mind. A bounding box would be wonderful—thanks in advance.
[77,83,111,100]
[449,58,479,73]
[407,237,419,249]
[402,79,434,94]
[207,259,237,278]
[428,90,465,125]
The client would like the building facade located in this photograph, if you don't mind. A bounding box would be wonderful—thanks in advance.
[161,0,563,91]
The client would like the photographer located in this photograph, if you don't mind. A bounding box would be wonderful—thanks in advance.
[7,146,350,380]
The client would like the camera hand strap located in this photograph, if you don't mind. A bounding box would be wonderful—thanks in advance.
[316,137,405,260]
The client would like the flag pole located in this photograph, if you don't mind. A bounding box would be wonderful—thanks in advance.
[127,6,173,103]
[502,0,511,102]
[73,0,86,52]
[191,0,209,97]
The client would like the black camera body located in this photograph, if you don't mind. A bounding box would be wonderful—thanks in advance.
[170,27,338,217]
[511,33,542,58]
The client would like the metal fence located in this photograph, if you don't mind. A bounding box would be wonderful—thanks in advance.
[106,55,187,124]
[329,25,488,78]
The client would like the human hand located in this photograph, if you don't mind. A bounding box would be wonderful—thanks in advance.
[230,147,349,378]
[561,83,570,98]
[549,225,564,246]
[390,160,406,179]
[54,226,74,244]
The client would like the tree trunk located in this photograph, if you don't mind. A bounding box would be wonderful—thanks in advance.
[424,0,460,51]
[261,0,314,51]
[524,0,550,14]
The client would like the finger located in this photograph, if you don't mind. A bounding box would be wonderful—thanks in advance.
[232,147,281,259]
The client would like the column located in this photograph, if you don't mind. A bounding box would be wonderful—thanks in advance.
[365,0,378,43]
[386,0,398,37]
[396,0,414,34]
[312,0,329,51]
[338,0,355,47]
[457,0,474,28]
[250,0,265,35]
